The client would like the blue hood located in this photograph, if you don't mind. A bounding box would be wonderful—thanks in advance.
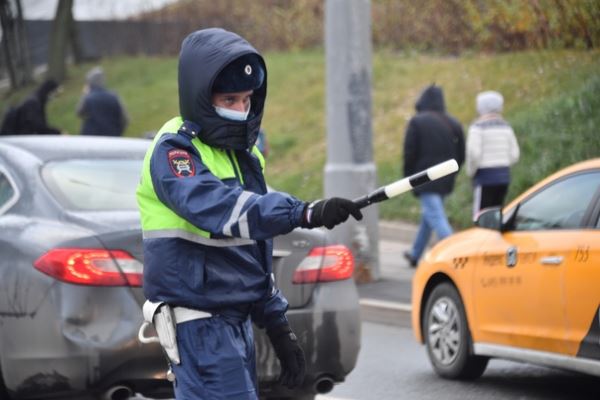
[178,28,267,150]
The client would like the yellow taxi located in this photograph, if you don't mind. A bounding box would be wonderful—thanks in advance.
[412,158,600,379]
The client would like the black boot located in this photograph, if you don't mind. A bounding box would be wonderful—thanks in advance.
[403,251,417,268]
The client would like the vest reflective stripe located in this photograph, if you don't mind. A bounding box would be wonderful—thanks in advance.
[222,191,255,237]
[238,209,251,238]
[143,229,255,247]
[136,116,265,245]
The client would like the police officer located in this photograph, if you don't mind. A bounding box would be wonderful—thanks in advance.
[136,28,362,399]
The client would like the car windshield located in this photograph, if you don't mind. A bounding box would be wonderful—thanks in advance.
[42,159,143,211]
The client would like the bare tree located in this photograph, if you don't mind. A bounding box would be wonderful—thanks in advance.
[0,0,32,90]
[47,0,82,82]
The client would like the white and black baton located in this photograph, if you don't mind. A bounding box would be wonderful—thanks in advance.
[353,159,459,209]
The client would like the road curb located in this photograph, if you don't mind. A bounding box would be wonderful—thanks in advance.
[359,298,412,328]
[379,220,418,242]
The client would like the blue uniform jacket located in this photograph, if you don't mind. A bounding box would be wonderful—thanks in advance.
[143,125,306,329]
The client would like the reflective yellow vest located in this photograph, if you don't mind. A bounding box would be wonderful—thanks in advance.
[136,117,265,242]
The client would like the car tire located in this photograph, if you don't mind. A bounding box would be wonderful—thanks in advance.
[423,282,488,380]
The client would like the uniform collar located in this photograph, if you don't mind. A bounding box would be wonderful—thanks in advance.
[179,120,202,138]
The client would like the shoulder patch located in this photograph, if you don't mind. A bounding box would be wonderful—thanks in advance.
[168,149,195,178]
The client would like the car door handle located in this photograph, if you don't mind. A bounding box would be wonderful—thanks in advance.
[540,256,563,265]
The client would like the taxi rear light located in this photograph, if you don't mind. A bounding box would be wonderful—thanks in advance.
[34,248,143,287]
[293,245,354,284]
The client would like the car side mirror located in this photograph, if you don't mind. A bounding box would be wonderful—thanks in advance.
[500,203,520,233]
[475,207,502,230]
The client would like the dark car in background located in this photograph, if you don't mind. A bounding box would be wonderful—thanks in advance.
[0,135,361,400]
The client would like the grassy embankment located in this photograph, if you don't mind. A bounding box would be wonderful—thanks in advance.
[2,49,599,228]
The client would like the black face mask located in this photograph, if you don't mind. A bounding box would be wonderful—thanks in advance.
[197,112,261,150]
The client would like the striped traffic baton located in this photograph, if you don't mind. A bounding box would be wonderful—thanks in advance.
[353,159,459,209]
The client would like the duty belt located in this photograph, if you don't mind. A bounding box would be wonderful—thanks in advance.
[172,306,212,324]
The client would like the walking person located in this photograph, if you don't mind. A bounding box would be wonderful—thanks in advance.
[0,79,62,135]
[402,84,465,268]
[77,66,128,136]
[136,28,362,399]
[466,90,519,219]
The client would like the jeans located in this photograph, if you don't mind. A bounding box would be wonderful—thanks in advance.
[409,192,453,262]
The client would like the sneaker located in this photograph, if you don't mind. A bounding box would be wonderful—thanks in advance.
[403,250,417,268]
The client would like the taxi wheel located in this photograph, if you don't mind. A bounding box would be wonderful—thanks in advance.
[423,283,488,380]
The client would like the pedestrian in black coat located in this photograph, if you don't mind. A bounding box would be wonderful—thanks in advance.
[402,84,465,267]
[403,85,465,195]
[11,79,61,135]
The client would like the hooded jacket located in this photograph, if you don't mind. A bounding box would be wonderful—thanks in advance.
[403,85,465,195]
[14,80,61,135]
[137,29,305,330]
[178,28,266,150]
[77,69,128,136]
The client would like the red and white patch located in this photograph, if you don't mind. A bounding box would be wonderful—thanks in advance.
[168,149,195,178]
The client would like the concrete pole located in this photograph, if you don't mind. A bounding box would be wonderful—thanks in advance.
[324,0,379,281]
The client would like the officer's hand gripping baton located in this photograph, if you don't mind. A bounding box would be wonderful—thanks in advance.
[353,159,459,209]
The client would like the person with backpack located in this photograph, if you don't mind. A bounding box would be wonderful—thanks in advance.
[0,79,62,135]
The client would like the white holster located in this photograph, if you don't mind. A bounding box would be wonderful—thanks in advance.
[138,301,180,365]
[138,300,212,366]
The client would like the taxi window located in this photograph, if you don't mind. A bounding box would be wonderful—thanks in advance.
[514,171,600,231]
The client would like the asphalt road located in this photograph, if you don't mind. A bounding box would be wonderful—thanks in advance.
[134,321,599,400]
[317,322,600,400]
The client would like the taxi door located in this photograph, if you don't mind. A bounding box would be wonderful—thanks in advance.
[474,171,600,354]
[563,180,600,360]
[473,230,566,353]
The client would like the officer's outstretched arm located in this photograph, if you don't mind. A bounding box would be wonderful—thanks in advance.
[150,136,363,241]
[150,135,305,240]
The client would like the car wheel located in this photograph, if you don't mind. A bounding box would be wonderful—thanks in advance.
[423,283,488,380]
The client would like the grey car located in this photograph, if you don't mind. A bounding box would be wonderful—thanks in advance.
[0,135,361,400]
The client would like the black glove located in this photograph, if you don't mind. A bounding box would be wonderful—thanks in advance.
[301,197,363,229]
[267,324,306,389]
